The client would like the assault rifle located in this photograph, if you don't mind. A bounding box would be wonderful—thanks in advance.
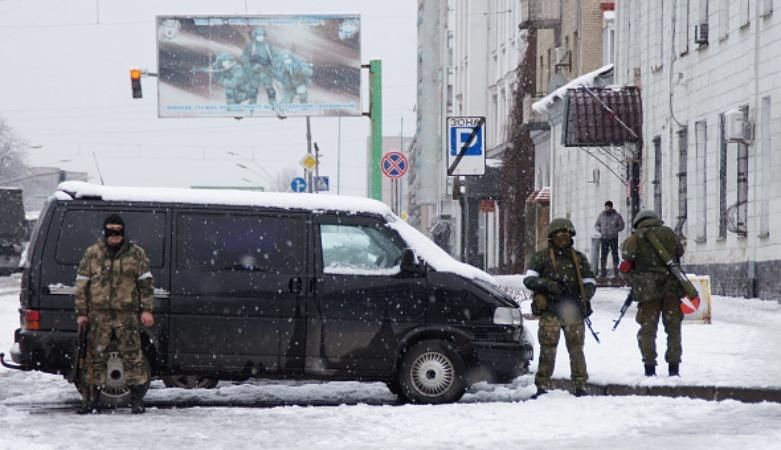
[584,317,600,343]
[642,230,700,303]
[69,323,89,386]
[612,291,634,331]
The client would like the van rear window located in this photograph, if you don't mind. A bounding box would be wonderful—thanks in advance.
[176,212,303,272]
[55,209,167,267]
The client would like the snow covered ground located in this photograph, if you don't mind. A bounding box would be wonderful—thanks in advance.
[2,273,781,449]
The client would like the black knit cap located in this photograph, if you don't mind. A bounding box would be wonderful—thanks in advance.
[103,214,125,229]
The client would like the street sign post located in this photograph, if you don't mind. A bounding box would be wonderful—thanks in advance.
[447,116,486,176]
[290,177,307,193]
[315,176,330,191]
[380,152,409,179]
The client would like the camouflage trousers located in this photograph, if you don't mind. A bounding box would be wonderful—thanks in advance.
[635,293,684,366]
[535,312,588,390]
[83,312,148,387]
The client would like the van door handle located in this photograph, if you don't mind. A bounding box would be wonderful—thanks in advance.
[309,277,317,295]
[288,277,303,294]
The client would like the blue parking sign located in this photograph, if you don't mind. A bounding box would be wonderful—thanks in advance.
[447,116,486,176]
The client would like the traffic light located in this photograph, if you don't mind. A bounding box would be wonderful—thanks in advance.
[130,68,142,99]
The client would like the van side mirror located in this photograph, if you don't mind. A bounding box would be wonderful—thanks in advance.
[400,248,421,273]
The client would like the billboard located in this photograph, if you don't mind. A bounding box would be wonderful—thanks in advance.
[156,15,361,118]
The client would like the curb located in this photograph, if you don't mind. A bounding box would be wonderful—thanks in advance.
[550,379,781,403]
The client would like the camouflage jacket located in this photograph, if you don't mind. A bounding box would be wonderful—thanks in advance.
[621,218,685,302]
[524,243,597,302]
[74,240,154,316]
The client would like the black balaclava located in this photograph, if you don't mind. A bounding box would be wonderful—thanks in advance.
[103,214,125,251]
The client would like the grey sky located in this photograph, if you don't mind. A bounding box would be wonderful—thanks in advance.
[0,0,416,195]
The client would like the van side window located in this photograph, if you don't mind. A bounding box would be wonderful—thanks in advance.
[55,209,166,267]
[320,224,403,275]
[177,212,302,272]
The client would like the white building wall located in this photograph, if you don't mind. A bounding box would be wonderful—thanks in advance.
[614,0,781,297]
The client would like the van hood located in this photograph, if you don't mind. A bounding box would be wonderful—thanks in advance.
[385,215,496,285]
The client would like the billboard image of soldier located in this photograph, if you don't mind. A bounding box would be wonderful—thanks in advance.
[156,15,361,118]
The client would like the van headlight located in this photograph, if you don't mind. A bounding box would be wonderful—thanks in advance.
[494,307,521,326]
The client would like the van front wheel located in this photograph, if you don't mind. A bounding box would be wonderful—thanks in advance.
[398,340,467,404]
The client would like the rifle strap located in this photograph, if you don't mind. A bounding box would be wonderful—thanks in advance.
[571,249,587,304]
[548,248,587,304]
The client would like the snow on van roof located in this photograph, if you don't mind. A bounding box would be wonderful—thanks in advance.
[56,181,391,215]
[55,181,496,284]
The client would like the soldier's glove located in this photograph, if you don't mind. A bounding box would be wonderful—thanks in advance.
[546,280,563,295]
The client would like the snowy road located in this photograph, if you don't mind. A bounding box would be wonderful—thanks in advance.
[2,274,781,449]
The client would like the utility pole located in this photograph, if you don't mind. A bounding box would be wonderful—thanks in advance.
[314,142,321,194]
[368,59,382,200]
[306,116,313,193]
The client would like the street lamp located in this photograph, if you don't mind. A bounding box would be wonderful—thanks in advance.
[227,151,275,185]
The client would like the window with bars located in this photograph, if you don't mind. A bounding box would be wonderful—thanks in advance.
[736,108,749,236]
[676,128,689,238]
[719,113,727,238]
[653,136,663,216]
[695,121,707,242]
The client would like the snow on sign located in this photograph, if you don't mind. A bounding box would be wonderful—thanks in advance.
[447,116,486,176]
[380,152,408,179]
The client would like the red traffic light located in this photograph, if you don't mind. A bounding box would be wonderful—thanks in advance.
[130,68,143,99]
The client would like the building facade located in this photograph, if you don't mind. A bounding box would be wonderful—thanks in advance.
[614,0,781,298]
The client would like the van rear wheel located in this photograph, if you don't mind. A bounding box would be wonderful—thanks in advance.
[162,375,219,389]
[397,340,467,404]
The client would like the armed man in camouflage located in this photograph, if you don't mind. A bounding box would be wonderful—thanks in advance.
[619,209,686,377]
[74,214,155,414]
[524,218,597,398]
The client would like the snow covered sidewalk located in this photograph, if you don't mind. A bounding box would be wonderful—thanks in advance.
[515,283,781,393]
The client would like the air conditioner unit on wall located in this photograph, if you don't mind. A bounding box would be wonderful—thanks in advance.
[694,23,709,45]
[725,109,753,143]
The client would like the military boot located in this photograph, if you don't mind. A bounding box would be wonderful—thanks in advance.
[76,386,101,415]
[644,364,656,377]
[574,387,588,397]
[530,387,547,400]
[129,385,146,414]
[668,363,680,377]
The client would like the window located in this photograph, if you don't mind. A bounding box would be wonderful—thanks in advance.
[320,223,403,275]
[739,0,750,27]
[653,136,663,216]
[719,0,729,39]
[760,97,771,237]
[698,0,710,23]
[602,12,616,65]
[676,128,689,238]
[678,0,691,55]
[735,108,749,235]
[56,210,166,267]
[176,212,303,272]
[718,113,728,238]
[695,121,708,242]
[761,0,774,17]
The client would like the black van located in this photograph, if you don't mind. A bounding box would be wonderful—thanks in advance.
[2,182,532,405]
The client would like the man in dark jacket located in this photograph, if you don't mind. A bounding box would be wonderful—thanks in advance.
[620,210,686,377]
[524,218,597,398]
[594,200,625,277]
